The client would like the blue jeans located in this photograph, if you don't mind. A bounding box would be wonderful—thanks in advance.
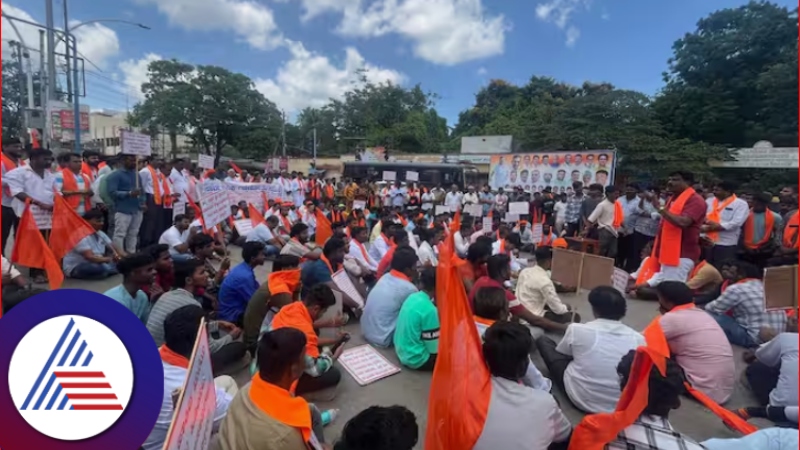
[70,262,118,280]
[264,244,280,257]
[710,312,757,348]
[170,252,195,262]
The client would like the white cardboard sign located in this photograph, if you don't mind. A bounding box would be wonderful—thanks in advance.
[382,171,396,181]
[120,130,152,156]
[198,154,215,170]
[233,218,253,236]
[508,201,528,215]
[406,171,419,182]
[338,344,401,386]
[352,200,366,210]
[199,181,232,230]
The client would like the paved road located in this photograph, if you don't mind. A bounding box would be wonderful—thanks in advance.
[58,248,769,447]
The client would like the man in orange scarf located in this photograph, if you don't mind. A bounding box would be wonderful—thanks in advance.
[585,185,622,259]
[219,327,335,450]
[768,196,799,267]
[55,153,93,215]
[740,192,783,268]
[631,171,707,296]
[270,284,346,395]
[701,181,749,268]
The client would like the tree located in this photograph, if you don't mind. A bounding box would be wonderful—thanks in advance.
[654,1,798,147]
[130,60,282,165]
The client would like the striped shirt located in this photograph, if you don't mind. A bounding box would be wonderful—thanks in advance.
[145,288,232,352]
[704,280,787,343]
[53,171,91,215]
[605,415,705,449]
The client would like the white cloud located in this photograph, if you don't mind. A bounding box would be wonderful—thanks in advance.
[254,41,405,113]
[477,67,487,76]
[1,3,120,68]
[534,0,591,47]
[118,53,163,101]
[138,0,283,50]
[296,0,507,65]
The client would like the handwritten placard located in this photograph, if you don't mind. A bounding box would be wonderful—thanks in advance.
[612,268,629,294]
[508,201,528,215]
[233,218,253,237]
[172,201,186,220]
[338,344,401,386]
[406,171,419,182]
[120,130,152,156]
[435,205,450,216]
[352,200,366,210]
[382,171,396,181]
[482,217,493,231]
[198,154,215,170]
[199,181,231,231]
[531,223,543,244]
[464,204,483,217]
[505,213,519,223]
[332,269,365,309]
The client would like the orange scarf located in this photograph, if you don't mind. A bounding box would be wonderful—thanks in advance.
[60,169,92,211]
[389,269,412,282]
[80,161,97,181]
[473,316,496,327]
[320,254,337,274]
[354,240,371,263]
[325,184,335,199]
[159,345,189,369]
[271,301,319,357]
[381,233,391,246]
[331,210,343,223]
[147,165,163,205]
[706,195,737,242]
[635,257,657,286]
[541,233,553,246]
[396,213,408,227]
[743,210,774,249]
[162,176,173,207]
[653,188,697,267]
[267,269,301,296]
[783,211,798,249]
[568,303,756,450]
[249,375,313,444]
[280,214,292,232]
[498,239,506,254]
[688,260,706,281]
[612,200,624,229]
[310,181,321,200]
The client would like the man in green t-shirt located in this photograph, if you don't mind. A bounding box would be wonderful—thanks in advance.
[394,267,439,370]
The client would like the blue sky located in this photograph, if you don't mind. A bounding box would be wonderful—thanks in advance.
[3,0,794,125]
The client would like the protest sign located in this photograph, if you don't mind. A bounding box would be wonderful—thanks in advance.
[352,200,366,210]
[464,204,483,217]
[199,181,231,231]
[580,254,616,291]
[332,270,365,309]
[172,201,186,220]
[508,202,528,215]
[505,213,519,223]
[551,248,584,289]
[482,217,493,232]
[612,268,630,295]
[198,154,215,170]
[162,318,216,450]
[120,130,151,156]
[233,219,253,237]
[406,171,419,182]
[435,205,450,216]
[531,223,543,244]
[764,265,798,310]
[338,344,401,386]
[383,171,396,181]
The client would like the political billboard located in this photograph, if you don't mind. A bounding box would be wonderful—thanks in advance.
[488,150,616,192]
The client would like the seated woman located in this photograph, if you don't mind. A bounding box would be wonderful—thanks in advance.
[62,208,123,280]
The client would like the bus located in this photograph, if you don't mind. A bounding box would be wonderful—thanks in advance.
[342,161,480,188]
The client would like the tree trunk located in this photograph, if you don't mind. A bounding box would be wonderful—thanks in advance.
[169,130,178,155]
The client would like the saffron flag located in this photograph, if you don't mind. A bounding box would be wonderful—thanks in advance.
[248,203,266,228]
[11,200,64,291]
[315,209,332,246]
[229,162,243,175]
[49,194,96,260]
[568,307,756,450]
[425,208,491,450]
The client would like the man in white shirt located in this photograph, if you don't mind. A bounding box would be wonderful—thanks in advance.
[421,188,435,211]
[701,181,749,268]
[537,286,645,413]
[142,305,238,450]
[159,214,196,262]
[515,246,577,328]
[369,220,395,263]
[493,188,509,213]
[245,216,282,257]
[462,185,479,206]
[390,181,406,208]
[444,184,462,211]
[553,194,567,234]
[1,137,26,253]
[586,185,621,259]
[744,331,798,408]
[348,226,379,272]
[454,221,473,258]
[417,226,443,267]
[169,158,190,205]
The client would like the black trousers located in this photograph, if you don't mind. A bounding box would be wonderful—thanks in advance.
[2,205,19,256]
[706,244,739,270]
[536,336,573,393]
[139,194,163,248]
[417,353,438,372]
[746,361,780,406]
[295,366,342,395]
[565,222,580,238]
[630,231,655,272]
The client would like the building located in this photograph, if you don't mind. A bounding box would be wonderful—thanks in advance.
[87,111,194,157]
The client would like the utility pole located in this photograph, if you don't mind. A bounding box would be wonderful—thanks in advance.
[13,42,28,135]
[312,127,317,165]
[71,34,81,154]
[39,30,50,149]
[281,110,286,157]
[45,0,57,101]
[63,0,72,102]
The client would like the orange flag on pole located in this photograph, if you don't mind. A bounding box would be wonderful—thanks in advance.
[425,207,490,450]
[11,200,64,290]
[229,162,243,175]
[315,209,333,246]
[49,194,96,260]
[249,203,266,228]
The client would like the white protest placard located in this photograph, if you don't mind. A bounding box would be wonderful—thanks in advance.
[163,318,216,450]
[531,223,543,243]
[612,268,629,295]
[435,205,450,216]
[120,130,151,156]
[332,269,365,308]
[31,205,52,230]
[505,213,519,223]
[352,200,366,210]
[199,181,232,231]
[382,171,396,181]
[464,204,483,217]
[338,344,401,386]
[198,154,215,170]
[508,201,528,215]
[406,171,419,182]
[233,218,253,237]
[482,217,493,231]
[172,201,186,220]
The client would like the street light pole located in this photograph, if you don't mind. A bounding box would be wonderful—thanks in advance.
[63,0,72,103]
[71,34,81,154]
[45,0,57,101]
